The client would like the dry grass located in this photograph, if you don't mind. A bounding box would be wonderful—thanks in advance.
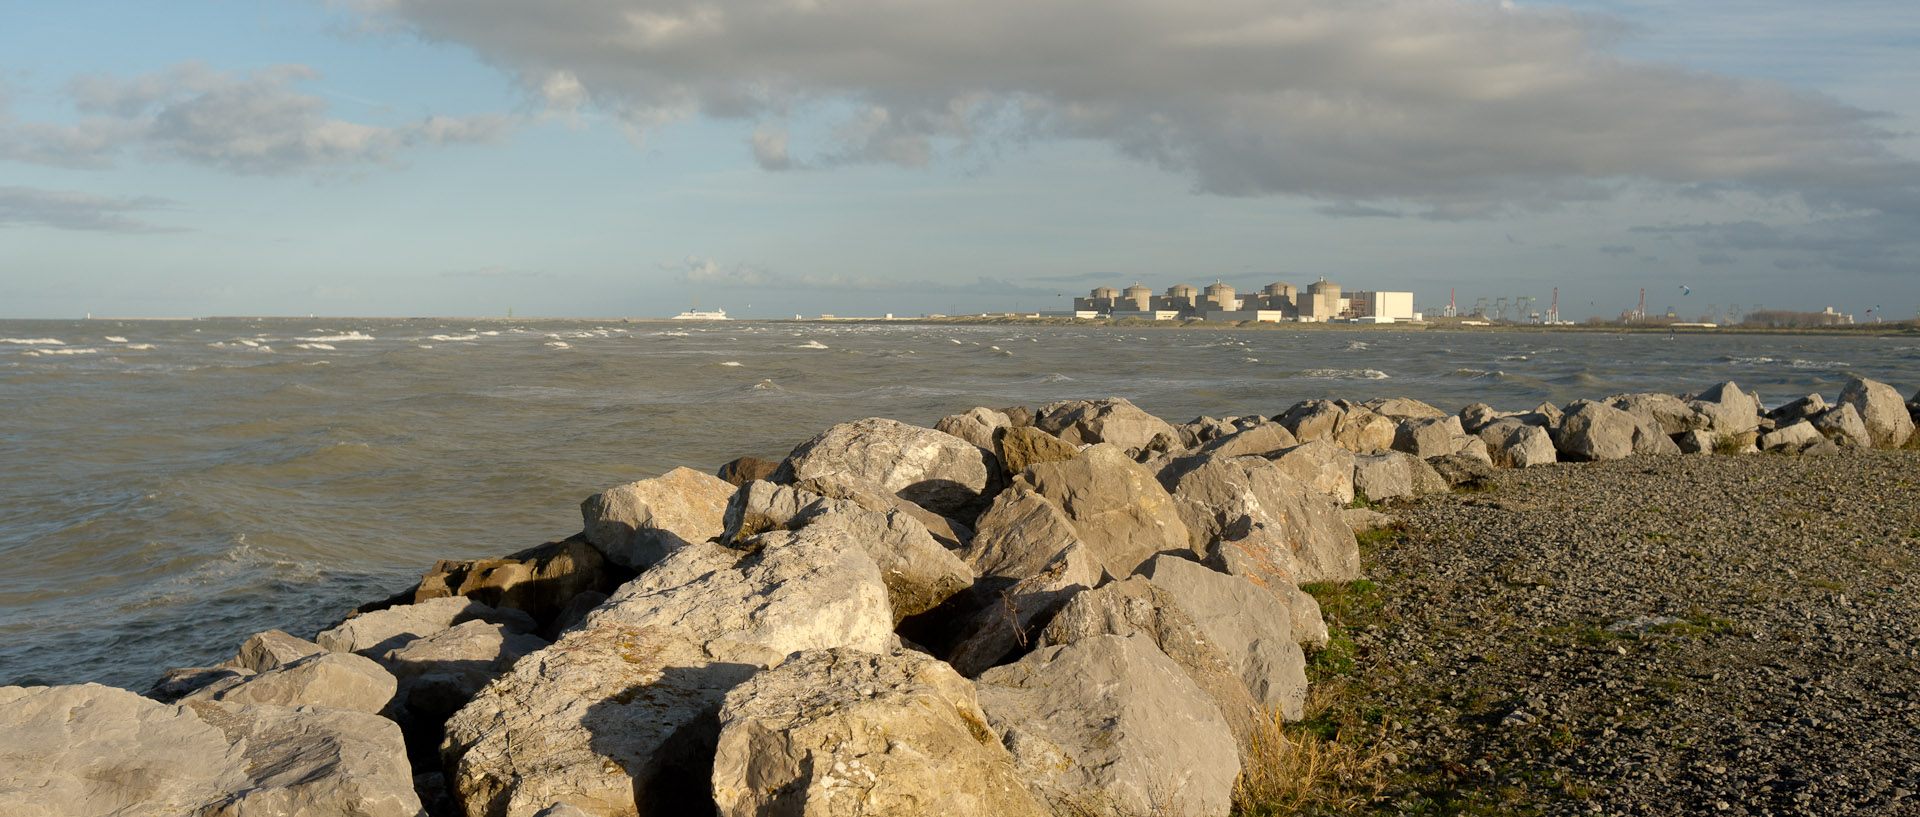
[1232,691,1394,815]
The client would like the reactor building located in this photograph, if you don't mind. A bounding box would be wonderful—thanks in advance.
[1069,279,1417,323]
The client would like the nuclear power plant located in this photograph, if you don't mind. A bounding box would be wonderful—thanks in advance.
[1068,279,1417,323]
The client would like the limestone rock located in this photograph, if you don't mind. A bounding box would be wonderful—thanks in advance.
[1019,443,1188,578]
[1144,555,1308,720]
[945,540,1104,677]
[414,536,622,628]
[1033,397,1178,453]
[1552,400,1639,462]
[150,666,251,703]
[1175,416,1239,449]
[1812,403,1873,448]
[1457,403,1510,434]
[1427,452,1498,488]
[976,634,1240,817]
[711,648,1047,817]
[963,484,1089,584]
[993,424,1080,478]
[183,651,397,714]
[1279,400,1397,454]
[1192,421,1298,460]
[1165,455,1359,584]
[1352,451,1449,502]
[585,529,896,668]
[777,417,995,518]
[1630,416,1683,456]
[189,699,423,817]
[581,466,734,570]
[1393,416,1472,458]
[1760,421,1824,452]
[318,596,536,657]
[1340,508,1395,534]
[784,474,975,550]
[1606,393,1709,435]
[936,406,1012,450]
[1839,376,1915,448]
[1687,381,1762,435]
[1000,405,1036,427]
[1675,429,1718,455]
[441,622,759,817]
[1768,394,1828,427]
[717,456,779,487]
[1364,396,1447,420]
[1488,424,1557,468]
[225,628,328,673]
[1036,577,1262,742]
[1269,440,1357,504]
[381,619,549,723]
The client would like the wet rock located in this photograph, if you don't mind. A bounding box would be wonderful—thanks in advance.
[1033,397,1178,453]
[581,466,735,571]
[1838,376,1915,448]
[711,648,1047,817]
[777,417,994,518]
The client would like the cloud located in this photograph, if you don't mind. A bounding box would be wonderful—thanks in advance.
[0,62,515,174]
[1599,244,1637,256]
[751,124,792,170]
[1633,214,1918,276]
[0,186,183,232]
[1697,252,1737,265]
[666,255,1082,296]
[440,265,549,278]
[356,0,1918,216]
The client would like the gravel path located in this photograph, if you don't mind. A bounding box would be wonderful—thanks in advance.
[1320,449,1920,816]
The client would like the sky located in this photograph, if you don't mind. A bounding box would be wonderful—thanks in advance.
[1,0,1915,321]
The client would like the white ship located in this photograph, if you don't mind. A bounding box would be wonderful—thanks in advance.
[671,307,729,320]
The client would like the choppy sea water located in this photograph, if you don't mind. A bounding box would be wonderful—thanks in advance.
[4,318,1918,689]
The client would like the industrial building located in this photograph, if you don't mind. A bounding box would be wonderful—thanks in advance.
[1069,279,1418,323]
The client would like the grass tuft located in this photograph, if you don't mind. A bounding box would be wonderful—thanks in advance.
[1233,702,1393,815]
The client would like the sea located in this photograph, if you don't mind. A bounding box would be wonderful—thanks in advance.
[4,318,1918,690]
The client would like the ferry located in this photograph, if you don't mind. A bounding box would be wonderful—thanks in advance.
[672,307,729,320]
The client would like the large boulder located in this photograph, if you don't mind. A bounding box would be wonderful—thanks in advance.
[963,484,1093,585]
[1392,416,1472,458]
[1200,541,1330,648]
[1839,376,1915,448]
[1163,455,1359,584]
[1457,403,1510,434]
[717,455,780,487]
[1605,393,1709,435]
[0,684,421,817]
[1033,397,1178,453]
[317,596,536,657]
[777,417,995,518]
[1190,421,1298,460]
[935,406,1012,450]
[182,651,397,714]
[1426,452,1499,489]
[1812,403,1872,448]
[719,481,973,622]
[1351,451,1448,502]
[227,628,328,673]
[1363,397,1447,421]
[710,648,1047,817]
[1687,381,1761,435]
[785,475,975,549]
[380,620,549,725]
[441,623,759,817]
[1552,400,1639,462]
[1143,555,1308,720]
[1018,443,1189,579]
[976,634,1240,817]
[1485,423,1557,469]
[1769,394,1829,427]
[994,425,1081,477]
[413,536,622,628]
[943,540,1104,678]
[581,466,735,570]
[1269,440,1357,505]
[1036,577,1262,743]
[1759,421,1824,452]
[1277,400,1396,454]
[584,530,896,667]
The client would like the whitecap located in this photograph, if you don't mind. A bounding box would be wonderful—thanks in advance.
[237,339,261,348]
[104,336,128,343]
[1498,354,1529,361]
[417,344,435,349]
[294,343,336,351]
[546,341,571,349]
[752,379,779,390]
[428,334,479,341]
[298,331,374,342]
[719,361,743,367]
[1345,341,1370,351]
[0,338,64,345]
[1243,357,1260,363]
[949,339,964,344]
[127,344,156,350]
[1299,368,1389,380]
[790,340,829,350]
[24,347,100,356]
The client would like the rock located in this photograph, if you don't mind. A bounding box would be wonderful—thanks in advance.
[963,484,1090,584]
[1341,507,1395,533]
[992,424,1081,478]
[719,481,972,622]
[317,596,536,657]
[1630,416,1683,456]
[1143,555,1308,720]
[581,466,735,571]
[1552,400,1639,462]
[553,591,608,634]
[936,406,1012,450]
[1278,400,1397,454]
[788,474,975,550]
[1036,577,1262,742]
[381,620,549,724]
[1191,421,1298,460]
[1605,393,1710,435]
[976,634,1239,817]
[1352,451,1449,502]
[999,405,1036,427]
[1164,455,1359,583]
[1804,438,1843,456]
[0,683,423,817]
[1488,424,1557,468]
[710,648,1047,817]
[1839,376,1915,448]
[1176,416,1239,449]
[1675,429,1718,454]
[1759,421,1824,452]
[1364,396,1448,420]
[1687,381,1762,435]
[225,628,328,673]
[1033,397,1178,453]
[1199,542,1330,648]
[1811,403,1872,448]
[585,530,896,668]
[717,456,780,487]
[1393,416,1472,458]
[943,540,1104,677]
[414,536,623,628]
[183,651,397,714]
[150,666,252,703]
[1427,452,1498,488]
[1269,440,1357,504]
[1768,394,1829,427]
[777,417,995,518]
[1458,403,1510,434]
[441,622,759,817]
[1018,443,1188,579]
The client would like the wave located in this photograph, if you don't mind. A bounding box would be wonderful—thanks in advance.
[1449,368,1507,380]
[0,338,64,345]
[1720,355,1774,365]
[751,379,780,391]
[104,336,128,343]
[427,334,479,341]
[127,344,156,351]
[1788,359,1851,369]
[790,341,829,350]
[719,361,743,367]
[297,332,374,342]
[1297,368,1389,380]
[1497,354,1529,361]
[22,347,101,356]
[545,341,571,349]
[294,343,336,351]
[1344,341,1370,351]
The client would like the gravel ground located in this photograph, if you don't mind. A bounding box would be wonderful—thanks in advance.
[1314,449,1920,816]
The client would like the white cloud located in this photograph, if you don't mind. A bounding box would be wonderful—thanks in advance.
[0,62,517,174]
[358,0,1917,216]
[0,186,183,233]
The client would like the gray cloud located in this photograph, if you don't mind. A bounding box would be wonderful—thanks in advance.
[0,186,183,233]
[1599,245,1637,256]
[1697,252,1738,266]
[0,62,515,174]
[1634,214,1917,276]
[666,255,1083,297]
[355,0,1917,216]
